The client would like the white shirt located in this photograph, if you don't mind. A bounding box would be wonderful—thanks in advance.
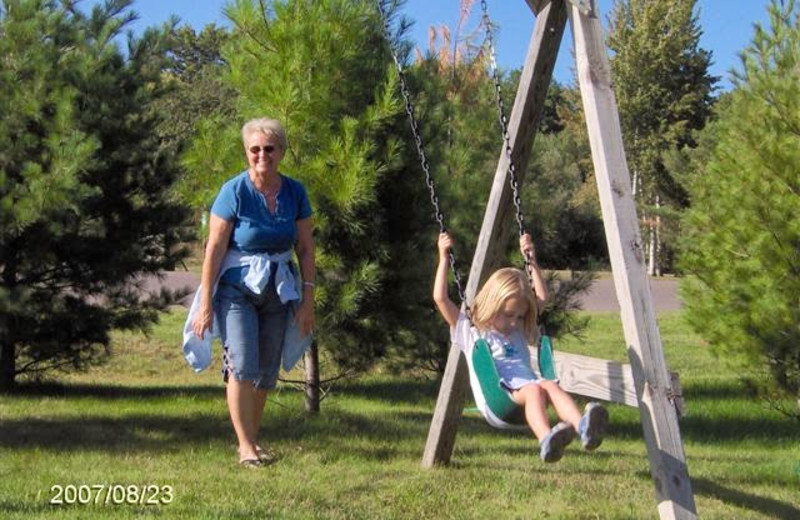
[451,312,539,390]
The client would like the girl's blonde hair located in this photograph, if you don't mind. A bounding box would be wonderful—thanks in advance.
[471,267,538,341]
[241,117,288,151]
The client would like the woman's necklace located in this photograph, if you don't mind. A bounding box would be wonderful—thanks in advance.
[262,186,280,215]
[254,175,281,215]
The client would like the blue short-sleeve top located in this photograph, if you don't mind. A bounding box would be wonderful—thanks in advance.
[211,171,312,254]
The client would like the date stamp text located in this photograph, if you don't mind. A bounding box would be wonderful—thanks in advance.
[49,484,173,506]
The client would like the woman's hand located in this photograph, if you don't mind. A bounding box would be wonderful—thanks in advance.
[193,215,234,340]
[520,232,537,265]
[438,232,454,258]
[192,301,214,339]
[294,298,315,337]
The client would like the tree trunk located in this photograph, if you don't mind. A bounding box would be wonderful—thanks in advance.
[0,255,15,389]
[304,341,320,413]
[0,317,15,390]
[646,196,656,276]
[654,194,662,277]
[647,219,656,276]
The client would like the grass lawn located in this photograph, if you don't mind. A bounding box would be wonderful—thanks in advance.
[1,309,798,519]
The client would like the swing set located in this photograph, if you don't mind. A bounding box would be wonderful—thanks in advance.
[380,1,697,519]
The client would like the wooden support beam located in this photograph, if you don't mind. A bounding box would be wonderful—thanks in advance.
[541,350,638,406]
[466,0,568,299]
[524,0,547,15]
[419,331,468,468]
[531,350,684,417]
[421,0,568,468]
[566,4,697,519]
[526,0,593,16]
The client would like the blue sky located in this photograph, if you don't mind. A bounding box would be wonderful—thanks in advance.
[89,0,774,91]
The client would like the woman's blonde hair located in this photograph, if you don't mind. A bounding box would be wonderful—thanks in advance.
[471,267,538,341]
[241,117,288,151]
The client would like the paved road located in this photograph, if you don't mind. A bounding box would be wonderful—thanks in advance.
[150,271,681,312]
[142,271,200,307]
[579,277,681,312]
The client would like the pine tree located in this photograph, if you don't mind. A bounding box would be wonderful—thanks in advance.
[182,0,416,405]
[156,24,237,160]
[379,12,500,372]
[607,0,716,274]
[680,0,800,412]
[522,117,607,271]
[0,0,193,388]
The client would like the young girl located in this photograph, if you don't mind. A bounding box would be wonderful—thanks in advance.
[433,232,608,463]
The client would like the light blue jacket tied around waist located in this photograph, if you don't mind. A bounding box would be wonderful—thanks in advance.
[182,249,312,373]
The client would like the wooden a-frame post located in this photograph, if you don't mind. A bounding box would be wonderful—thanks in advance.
[421,0,568,470]
[420,1,697,518]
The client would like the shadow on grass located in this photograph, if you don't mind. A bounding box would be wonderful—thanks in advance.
[0,406,459,465]
[0,414,233,453]
[693,477,800,520]
[2,381,222,399]
[0,394,436,462]
[682,380,752,400]
[600,378,799,444]
[607,403,800,444]
[331,377,441,405]
[6,377,442,405]
[0,381,542,465]
[7,378,793,467]
[607,413,799,443]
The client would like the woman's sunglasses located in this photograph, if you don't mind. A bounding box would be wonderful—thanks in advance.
[248,145,277,155]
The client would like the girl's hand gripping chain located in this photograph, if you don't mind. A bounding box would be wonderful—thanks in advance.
[520,232,536,265]
[433,232,459,328]
[438,232,454,259]
[519,232,548,308]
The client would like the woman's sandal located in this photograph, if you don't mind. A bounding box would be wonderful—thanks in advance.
[239,458,263,469]
[255,445,277,464]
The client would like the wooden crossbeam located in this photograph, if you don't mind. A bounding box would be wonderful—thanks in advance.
[531,350,684,417]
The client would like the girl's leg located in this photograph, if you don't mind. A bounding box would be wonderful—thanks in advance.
[540,381,609,451]
[514,382,576,463]
[512,383,551,440]
[539,380,582,431]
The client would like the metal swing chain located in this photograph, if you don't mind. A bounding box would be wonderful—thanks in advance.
[480,0,537,288]
[377,2,468,307]
[480,0,546,330]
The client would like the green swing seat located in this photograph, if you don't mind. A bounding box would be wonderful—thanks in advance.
[468,335,558,429]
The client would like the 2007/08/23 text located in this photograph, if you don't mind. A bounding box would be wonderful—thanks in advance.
[49,484,173,505]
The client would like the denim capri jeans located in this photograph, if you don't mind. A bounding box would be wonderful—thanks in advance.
[214,274,289,390]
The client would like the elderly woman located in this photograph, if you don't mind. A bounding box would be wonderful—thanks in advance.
[187,117,315,468]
